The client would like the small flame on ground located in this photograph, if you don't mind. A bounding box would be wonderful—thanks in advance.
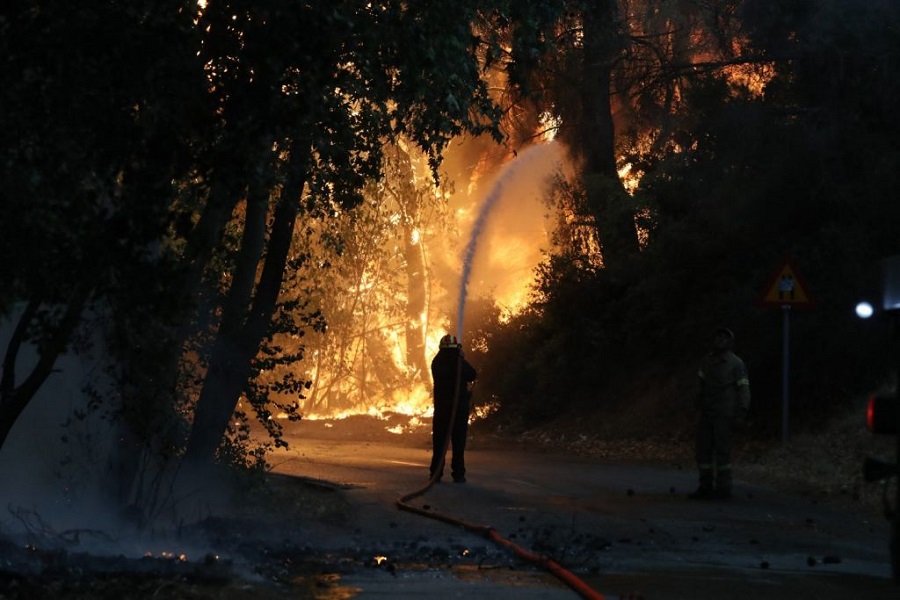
[299,386,434,422]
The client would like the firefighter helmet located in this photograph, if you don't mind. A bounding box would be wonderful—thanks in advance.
[439,334,460,348]
[714,327,734,341]
[713,327,735,349]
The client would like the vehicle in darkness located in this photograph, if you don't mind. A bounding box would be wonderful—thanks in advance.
[860,255,900,584]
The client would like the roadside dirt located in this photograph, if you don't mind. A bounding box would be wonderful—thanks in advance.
[0,416,565,599]
[0,473,357,599]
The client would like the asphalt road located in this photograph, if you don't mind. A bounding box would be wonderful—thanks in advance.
[270,417,898,599]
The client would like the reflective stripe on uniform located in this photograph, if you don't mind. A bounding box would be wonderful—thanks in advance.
[736,378,749,387]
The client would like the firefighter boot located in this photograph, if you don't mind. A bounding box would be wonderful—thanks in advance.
[688,467,714,500]
[714,466,733,500]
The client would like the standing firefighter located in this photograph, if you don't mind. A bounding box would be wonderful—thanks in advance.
[430,334,477,483]
[690,327,751,500]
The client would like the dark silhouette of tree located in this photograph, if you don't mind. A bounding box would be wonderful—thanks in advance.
[0,0,207,471]
[0,0,507,509]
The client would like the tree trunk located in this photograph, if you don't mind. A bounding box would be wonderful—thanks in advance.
[581,1,640,270]
[183,148,309,466]
[0,287,91,452]
[111,139,270,508]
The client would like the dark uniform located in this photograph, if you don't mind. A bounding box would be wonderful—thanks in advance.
[430,335,477,483]
[691,328,751,500]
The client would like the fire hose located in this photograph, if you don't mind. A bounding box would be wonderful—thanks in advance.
[395,353,609,600]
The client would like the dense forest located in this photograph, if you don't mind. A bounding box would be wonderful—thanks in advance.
[2,0,900,523]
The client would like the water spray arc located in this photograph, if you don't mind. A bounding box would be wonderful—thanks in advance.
[455,143,558,342]
[397,143,609,599]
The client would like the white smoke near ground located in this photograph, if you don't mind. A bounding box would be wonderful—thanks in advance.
[0,307,233,564]
[0,306,116,530]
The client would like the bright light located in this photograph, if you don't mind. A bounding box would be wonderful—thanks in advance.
[855,302,874,319]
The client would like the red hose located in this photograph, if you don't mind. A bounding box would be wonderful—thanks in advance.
[403,347,610,599]
[397,480,608,600]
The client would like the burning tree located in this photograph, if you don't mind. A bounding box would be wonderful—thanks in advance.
[275,141,456,418]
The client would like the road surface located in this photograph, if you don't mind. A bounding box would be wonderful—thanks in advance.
[268,417,897,599]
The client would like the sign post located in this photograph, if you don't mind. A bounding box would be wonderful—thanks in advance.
[780,305,790,444]
[755,256,814,444]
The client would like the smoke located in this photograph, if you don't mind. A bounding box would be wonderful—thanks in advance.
[456,141,564,340]
[0,307,234,561]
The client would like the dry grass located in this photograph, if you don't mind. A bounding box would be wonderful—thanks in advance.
[495,405,898,520]
[738,410,898,518]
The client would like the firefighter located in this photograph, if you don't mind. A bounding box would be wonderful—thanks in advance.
[690,327,751,500]
[430,334,477,483]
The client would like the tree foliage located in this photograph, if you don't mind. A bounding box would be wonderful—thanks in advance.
[1,0,509,515]
[477,0,900,438]
[0,1,205,469]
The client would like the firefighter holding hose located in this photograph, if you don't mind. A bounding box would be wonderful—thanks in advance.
[690,327,751,500]
[430,334,477,483]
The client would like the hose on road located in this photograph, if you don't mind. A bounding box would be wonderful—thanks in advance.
[396,353,609,600]
[397,484,607,600]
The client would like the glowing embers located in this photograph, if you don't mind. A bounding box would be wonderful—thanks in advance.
[723,61,775,98]
[143,550,188,562]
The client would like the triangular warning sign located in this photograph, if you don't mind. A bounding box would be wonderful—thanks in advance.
[756,256,814,308]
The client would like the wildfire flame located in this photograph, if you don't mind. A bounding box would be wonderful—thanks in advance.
[248,7,775,436]
[287,143,565,427]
